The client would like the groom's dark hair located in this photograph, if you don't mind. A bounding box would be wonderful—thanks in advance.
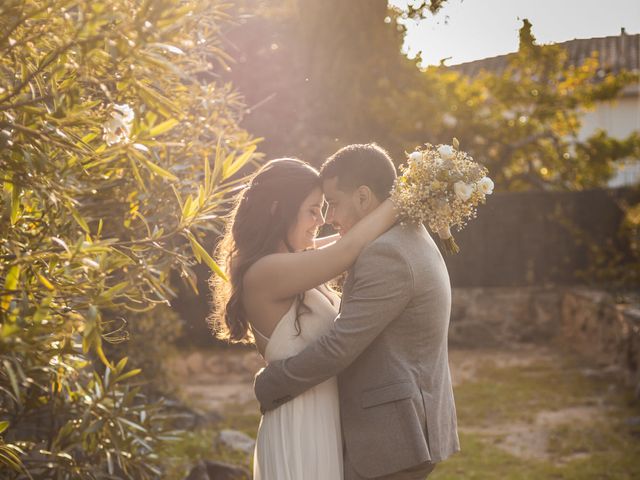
[320,143,397,201]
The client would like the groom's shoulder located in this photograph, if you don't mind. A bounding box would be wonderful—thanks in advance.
[359,224,424,262]
[365,223,438,264]
[371,223,426,249]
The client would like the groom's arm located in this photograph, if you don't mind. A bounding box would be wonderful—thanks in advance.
[254,240,414,412]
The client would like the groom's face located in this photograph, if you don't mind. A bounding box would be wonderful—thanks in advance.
[322,177,362,235]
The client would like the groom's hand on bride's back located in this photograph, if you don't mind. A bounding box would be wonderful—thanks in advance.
[253,367,269,414]
[254,364,294,414]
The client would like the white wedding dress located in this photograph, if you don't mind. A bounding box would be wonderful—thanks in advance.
[252,285,343,480]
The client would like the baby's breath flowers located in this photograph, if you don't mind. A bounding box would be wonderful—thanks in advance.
[391,138,493,254]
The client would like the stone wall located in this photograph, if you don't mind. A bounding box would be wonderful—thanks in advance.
[560,289,640,396]
[449,287,565,348]
[450,287,640,395]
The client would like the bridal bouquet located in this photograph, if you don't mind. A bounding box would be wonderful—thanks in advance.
[390,138,494,254]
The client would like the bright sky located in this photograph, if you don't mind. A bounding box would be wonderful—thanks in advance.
[390,0,640,67]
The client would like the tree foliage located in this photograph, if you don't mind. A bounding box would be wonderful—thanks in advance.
[227,2,639,192]
[378,18,640,191]
[391,0,449,21]
[0,0,258,477]
[225,0,417,160]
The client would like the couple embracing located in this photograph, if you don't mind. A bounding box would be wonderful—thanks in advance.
[211,143,459,479]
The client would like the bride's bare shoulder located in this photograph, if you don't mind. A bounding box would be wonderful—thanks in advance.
[243,253,287,290]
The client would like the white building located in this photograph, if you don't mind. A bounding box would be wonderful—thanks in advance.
[452,29,640,187]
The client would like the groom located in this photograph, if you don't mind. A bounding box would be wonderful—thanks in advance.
[254,143,460,479]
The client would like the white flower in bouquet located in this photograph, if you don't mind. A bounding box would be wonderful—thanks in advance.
[453,181,474,202]
[477,176,494,195]
[390,138,494,254]
[437,144,455,160]
[103,103,134,146]
[408,151,423,162]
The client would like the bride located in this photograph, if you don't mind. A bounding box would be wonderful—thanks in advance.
[210,158,396,479]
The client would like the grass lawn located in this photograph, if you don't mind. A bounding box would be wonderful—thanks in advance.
[432,350,640,479]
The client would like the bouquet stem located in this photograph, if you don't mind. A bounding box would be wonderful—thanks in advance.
[437,227,460,255]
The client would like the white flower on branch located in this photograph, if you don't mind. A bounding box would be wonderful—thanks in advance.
[103,103,134,146]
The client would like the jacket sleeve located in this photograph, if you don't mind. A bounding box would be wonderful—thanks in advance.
[253,241,414,412]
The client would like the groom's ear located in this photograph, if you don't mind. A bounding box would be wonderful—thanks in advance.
[355,185,373,212]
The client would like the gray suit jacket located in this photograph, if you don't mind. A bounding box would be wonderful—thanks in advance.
[254,223,460,478]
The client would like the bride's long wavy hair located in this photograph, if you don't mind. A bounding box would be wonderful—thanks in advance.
[209,158,321,344]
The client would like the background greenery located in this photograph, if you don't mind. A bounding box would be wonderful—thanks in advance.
[225,1,639,191]
[0,0,258,477]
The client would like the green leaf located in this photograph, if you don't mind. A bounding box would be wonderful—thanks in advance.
[1,265,20,311]
[186,231,228,282]
[10,184,20,225]
[197,185,206,207]
[0,421,9,434]
[148,118,179,137]
[80,132,98,144]
[204,151,211,194]
[117,416,147,432]
[2,361,20,405]
[95,339,114,370]
[212,136,224,185]
[129,157,147,191]
[181,194,197,225]
[1,323,19,339]
[33,295,53,323]
[116,357,128,373]
[181,265,199,295]
[142,158,178,182]
[37,274,55,291]
[0,447,23,472]
[149,43,185,55]
[69,206,90,233]
[136,81,179,117]
[100,281,129,300]
[145,110,158,126]
[82,326,96,354]
[114,368,141,383]
[106,450,113,475]
[171,184,184,210]
[132,143,149,153]
[51,237,70,253]
[224,145,255,179]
